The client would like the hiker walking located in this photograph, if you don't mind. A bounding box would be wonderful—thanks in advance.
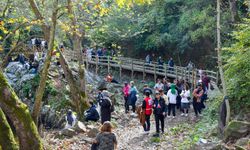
[123,82,130,113]
[167,84,178,118]
[180,84,191,117]
[129,81,138,114]
[192,83,204,117]
[92,121,117,150]
[153,91,167,137]
[142,92,153,132]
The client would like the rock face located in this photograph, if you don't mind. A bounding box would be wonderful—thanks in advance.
[4,62,41,95]
[224,120,250,142]
[74,121,87,133]
[61,128,76,137]
[87,126,99,138]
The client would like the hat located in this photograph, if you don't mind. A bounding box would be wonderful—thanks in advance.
[130,81,134,85]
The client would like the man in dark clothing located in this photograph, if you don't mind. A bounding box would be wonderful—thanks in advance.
[85,101,99,122]
[168,57,174,72]
[143,84,153,95]
[98,90,112,124]
[153,91,166,137]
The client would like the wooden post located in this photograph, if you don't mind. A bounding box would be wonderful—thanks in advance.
[164,63,167,78]
[216,71,219,85]
[175,66,178,79]
[143,62,145,81]
[95,56,98,74]
[86,55,89,71]
[119,60,122,80]
[154,63,157,82]
[108,56,110,73]
[131,60,134,80]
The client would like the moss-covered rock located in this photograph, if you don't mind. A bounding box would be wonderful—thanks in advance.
[224,120,250,142]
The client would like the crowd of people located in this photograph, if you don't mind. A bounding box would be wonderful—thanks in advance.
[84,47,116,61]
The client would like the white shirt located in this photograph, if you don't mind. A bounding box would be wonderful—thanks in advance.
[64,114,77,129]
[167,89,178,104]
[31,38,36,45]
[180,90,190,103]
[154,83,164,90]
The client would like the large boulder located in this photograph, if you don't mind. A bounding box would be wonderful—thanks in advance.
[61,128,76,137]
[87,126,99,138]
[74,121,87,133]
[224,120,250,142]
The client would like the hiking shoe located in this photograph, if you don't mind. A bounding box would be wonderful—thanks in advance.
[181,113,184,116]
[172,116,175,119]
[153,133,160,137]
[185,114,188,117]
[199,114,203,117]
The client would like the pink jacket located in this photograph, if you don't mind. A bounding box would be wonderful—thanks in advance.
[123,85,130,97]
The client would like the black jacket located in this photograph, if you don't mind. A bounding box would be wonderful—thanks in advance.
[153,97,166,115]
[85,105,99,121]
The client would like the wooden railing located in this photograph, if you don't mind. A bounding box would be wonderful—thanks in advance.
[63,50,218,85]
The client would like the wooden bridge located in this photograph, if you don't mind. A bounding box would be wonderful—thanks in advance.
[63,50,219,86]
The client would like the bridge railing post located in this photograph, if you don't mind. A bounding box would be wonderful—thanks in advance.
[164,63,167,78]
[154,63,157,82]
[131,59,134,80]
[119,59,122,80]
[108,56,110,73]
[95,55,98,74]
[143,62,145,81]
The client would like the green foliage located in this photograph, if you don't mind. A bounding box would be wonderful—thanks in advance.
[48,95,71,111]
[150,137,161,143]
[22,75,40,99]
[223,18,250,113]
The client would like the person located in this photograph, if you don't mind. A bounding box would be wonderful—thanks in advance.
[145,54,151,64]
[175,79,183,110]
[122,82,130,113]
[105,74,119,84]
[168,57,174,72]
[157,56,164,72]
[162,78,170,94]
[187,61,194,71]
[64,109,77,129]
[202,72,210,89]
[192,83,204,117]
[129,81,138,113]
[85,101,100,122]
[98,91,113,124]
[143,84,153,96]
[152,91,166,137]
[159,89,169,110]
[180,84,191,117]
[154,79,164,91]
[167,84,178,118]
[142,92,153,132]
[92,121,117,150]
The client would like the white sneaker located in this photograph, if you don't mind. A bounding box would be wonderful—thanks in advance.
[172,116,175,119]
[199,114,203,117]
[181,113,184,116]
[185,114,188,117]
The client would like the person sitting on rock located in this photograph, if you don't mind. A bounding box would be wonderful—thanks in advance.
[64,109,77,129]
[92,121,117,150]
[85,101,100,122]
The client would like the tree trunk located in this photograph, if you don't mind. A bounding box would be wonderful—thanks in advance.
[0,71,42,150]
[28,0,50,41]
[229,0,239,23]
[32,0,58,125]
[0,108,18,150]
[66,0,88,119]
[58,50,89,116]
[217,0,230,131]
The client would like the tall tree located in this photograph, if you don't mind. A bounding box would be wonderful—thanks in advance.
[0,70,42,150]
[31,0,59,125]
[217,0,230,128]
[0,108,18,150]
